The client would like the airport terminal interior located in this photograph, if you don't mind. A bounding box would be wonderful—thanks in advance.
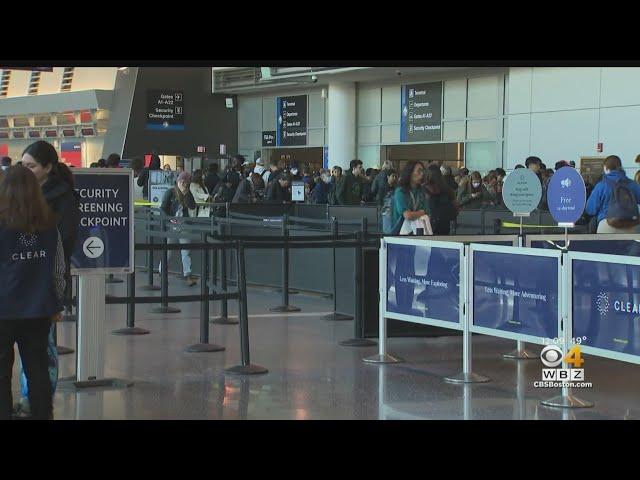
[1,65,640,421]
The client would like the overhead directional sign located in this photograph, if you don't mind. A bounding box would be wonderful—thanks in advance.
[71,168,134,274]
[277,95,307,146]
[146,90,185,131]
[401,82,442,142]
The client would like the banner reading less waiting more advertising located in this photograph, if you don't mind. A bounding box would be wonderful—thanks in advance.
[471,245,560,342]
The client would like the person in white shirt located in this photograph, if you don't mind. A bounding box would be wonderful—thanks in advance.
[253,157,266,177]
[188,169,212,217]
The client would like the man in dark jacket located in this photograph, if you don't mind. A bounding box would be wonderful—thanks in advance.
[371,160,394,205]
[204,163,220,194]
[265,173,291,203]
[335,159,364,205]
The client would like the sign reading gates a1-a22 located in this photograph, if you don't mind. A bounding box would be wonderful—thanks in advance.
[146,90,184,131]
[401,82,442,142]
[70,169,134,275]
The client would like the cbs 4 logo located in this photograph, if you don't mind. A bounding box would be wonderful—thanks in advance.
[540,344,584,368]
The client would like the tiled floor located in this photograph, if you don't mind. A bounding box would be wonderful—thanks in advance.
[12,275,639,420]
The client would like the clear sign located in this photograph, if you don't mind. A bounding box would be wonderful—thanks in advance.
[277,95,307,146]
[546,166,586,226]
[502,168,542,215]
[149,170,176,204]
[71,168,134,274]
[400,82,443,142]
[146,90,184,131]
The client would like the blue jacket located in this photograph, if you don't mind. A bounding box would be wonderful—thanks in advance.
[585,170,640,223]
[310,182,330,204]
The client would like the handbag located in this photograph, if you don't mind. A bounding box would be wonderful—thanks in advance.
[399,215,433,236]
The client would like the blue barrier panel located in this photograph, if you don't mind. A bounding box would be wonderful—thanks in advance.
[570,251,640,364]
[470,244,561,344]
[528,234,640,257]
[384,238,463,330]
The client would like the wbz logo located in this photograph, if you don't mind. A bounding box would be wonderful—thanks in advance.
[540,344,585,381]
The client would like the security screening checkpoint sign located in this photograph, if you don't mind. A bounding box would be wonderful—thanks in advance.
[70,168,134,275]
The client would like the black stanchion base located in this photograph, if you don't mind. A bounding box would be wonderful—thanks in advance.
[105,277,124,284]
[58,377,133,391]
[139,284,161,291]
[56,346,75,355]
[225,364,269,376]
[270,305,302,313]
[112,327,150,336]
[210,316,239,325]
[150,305,181,314]
[322,312,354,321]
[184,343,226,353]
[339,338,378,347]
[61,313,76,323]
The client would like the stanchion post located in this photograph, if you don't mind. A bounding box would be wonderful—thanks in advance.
[150,215,181,314]
[270,214,301,313]
[185,234,225,352]
[322,217,353,322]
[444,245,491,384]
[141,207,161,291]
[363,238,403,363]
[211,222,238,324]
[503,231,537,360]
[112,269,150,336]
[340,217,377,347]
[225,242,268,375]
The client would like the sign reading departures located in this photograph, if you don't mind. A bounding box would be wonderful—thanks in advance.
[401,82,443,142]
[277,95,307,146]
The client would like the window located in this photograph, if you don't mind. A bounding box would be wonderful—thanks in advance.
[60,67,75,92]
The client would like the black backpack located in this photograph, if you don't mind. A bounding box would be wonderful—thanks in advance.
[605,177,640,229]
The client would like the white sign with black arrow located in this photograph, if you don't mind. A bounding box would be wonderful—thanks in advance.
[82,237,105,259]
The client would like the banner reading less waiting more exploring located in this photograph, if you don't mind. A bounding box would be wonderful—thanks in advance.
[386,242,460,324]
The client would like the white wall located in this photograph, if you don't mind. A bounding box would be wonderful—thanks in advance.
[506,67,640,176]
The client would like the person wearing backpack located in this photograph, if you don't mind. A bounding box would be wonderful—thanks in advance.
[585,155,640,233]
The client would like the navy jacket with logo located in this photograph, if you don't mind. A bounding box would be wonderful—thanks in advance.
[0,227,66,320]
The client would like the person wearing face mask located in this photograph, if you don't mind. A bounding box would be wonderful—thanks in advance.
[1,156,11,171]
[310,169,332,204]
[585,155,640,233]
[289,162,302,181]
[457,171,495,209]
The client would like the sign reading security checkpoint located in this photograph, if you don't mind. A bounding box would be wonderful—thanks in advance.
[70,168,134,275]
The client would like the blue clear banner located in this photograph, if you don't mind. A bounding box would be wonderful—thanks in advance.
[572,259,640,356]
[473,250,558,338]
[531,239,640,257]
[386,243,460,323]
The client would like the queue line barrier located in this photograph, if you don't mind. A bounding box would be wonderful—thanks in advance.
[370,237,604,408]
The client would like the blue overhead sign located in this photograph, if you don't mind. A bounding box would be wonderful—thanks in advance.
[70,168,134,274]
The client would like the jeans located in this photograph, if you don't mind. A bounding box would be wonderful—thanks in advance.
[0,318,53,420]
[159,236,192,277]
[19,323,58,401]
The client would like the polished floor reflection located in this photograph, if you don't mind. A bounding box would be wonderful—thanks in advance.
[13,276,640,420]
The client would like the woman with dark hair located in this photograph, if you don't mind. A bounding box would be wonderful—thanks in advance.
[189,169,212,217]
[0,166,66,420]
[424,164,458,235]
[391,160,429,234]
[18,141,80,417]
[160,172,198,286]
[456,171,495,209]
[137,154,162,199]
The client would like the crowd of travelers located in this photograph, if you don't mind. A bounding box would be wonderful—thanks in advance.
[0,143,639,421]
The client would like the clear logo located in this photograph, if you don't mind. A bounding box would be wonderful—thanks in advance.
[596,291,610,315]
